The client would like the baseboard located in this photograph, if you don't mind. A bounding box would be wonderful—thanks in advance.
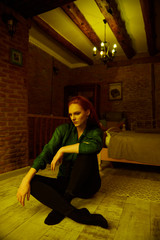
[0,166,30,181]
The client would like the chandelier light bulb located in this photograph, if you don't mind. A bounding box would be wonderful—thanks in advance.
[100,42,105,51]
[93,46,97,56]
[112,49,115,56]
[92,19,117,64]
[100,51,104,57]
[113,44,117,49]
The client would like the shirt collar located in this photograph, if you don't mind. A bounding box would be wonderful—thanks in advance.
[72,124,87,137]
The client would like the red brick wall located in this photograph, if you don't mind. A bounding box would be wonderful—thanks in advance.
[68,63,154,128]
[54,62,160,129]
[1,5,159,174]
[28,44,53,115]
[27,44,160,130]
[28,44,71,116]
[0,3,29,173]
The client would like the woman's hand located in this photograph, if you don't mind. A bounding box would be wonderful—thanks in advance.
[51,148,64,171]
[17,168,36,206]
[17,178,31,206]
[51,144,79,171]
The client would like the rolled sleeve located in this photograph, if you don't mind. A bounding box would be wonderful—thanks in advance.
[31,144,53,171]
[31,124,68,172]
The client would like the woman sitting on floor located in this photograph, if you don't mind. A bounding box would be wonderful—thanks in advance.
[17,96,108,229]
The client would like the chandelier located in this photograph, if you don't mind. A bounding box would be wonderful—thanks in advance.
[93,19,117,64]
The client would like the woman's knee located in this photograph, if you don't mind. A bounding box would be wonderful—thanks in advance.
[30,175,40,194]
[76,153,97,162]
[75,154,98,169]
[30,175,53,195]
[66,154,100,197]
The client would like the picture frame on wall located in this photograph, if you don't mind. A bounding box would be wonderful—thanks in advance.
[10,48,23,66]
[108,82,122,101]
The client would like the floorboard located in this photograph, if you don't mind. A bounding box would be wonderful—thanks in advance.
[114,198,150,240]
[150,202,160,240]
[0,162,160,240]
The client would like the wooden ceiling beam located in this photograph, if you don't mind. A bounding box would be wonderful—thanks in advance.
[2,0,75,18]
[33,16,93,65]
[94,0,135,59]
[61,2,101,50]
[139,0,157,56]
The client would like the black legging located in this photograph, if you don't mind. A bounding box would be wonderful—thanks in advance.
[30,154,101,216]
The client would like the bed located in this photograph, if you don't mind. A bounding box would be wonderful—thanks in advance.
[98,130,160,167]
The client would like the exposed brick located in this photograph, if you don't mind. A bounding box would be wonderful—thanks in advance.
[0,3,29,173]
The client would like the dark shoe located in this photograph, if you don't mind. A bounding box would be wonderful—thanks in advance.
[44,210,64,225]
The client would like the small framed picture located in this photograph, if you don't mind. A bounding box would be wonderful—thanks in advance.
[109,82,122,100]
[10,48,23,66]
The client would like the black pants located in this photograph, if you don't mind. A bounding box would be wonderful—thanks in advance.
[30,154,101,216]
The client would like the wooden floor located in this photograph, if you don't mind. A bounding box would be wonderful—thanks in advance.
[0,162,160,240]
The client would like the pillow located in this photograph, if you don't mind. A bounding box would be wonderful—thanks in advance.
[106,121,120,128]
[105,127,121,147]
[105,131,111,147]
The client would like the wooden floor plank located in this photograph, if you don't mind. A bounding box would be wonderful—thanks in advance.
[77,226,110,240]
[1,165,160,239]
[114,198,150,240]
[2,222,49,240]
[0,195,44,239]
[40,227,81,240]
[150,202,160,240]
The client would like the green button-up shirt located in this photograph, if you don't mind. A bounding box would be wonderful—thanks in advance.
[32,123,103,177]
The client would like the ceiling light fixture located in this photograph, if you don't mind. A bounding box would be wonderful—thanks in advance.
[93,19,117,64]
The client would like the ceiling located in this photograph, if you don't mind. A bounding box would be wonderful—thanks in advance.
[2,0,160,68]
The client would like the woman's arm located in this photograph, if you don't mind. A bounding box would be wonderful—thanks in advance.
[17,168,37,206]
[61,143,80,154]
[51,143,80,171]
[31,124,69,172]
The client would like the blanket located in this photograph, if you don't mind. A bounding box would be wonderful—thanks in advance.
[108,131,160,165]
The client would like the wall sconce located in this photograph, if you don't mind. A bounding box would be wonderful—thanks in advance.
[2,14,17,37]
[53,66,59,75]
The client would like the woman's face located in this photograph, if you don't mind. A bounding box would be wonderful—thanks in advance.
[69,103,90,129]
